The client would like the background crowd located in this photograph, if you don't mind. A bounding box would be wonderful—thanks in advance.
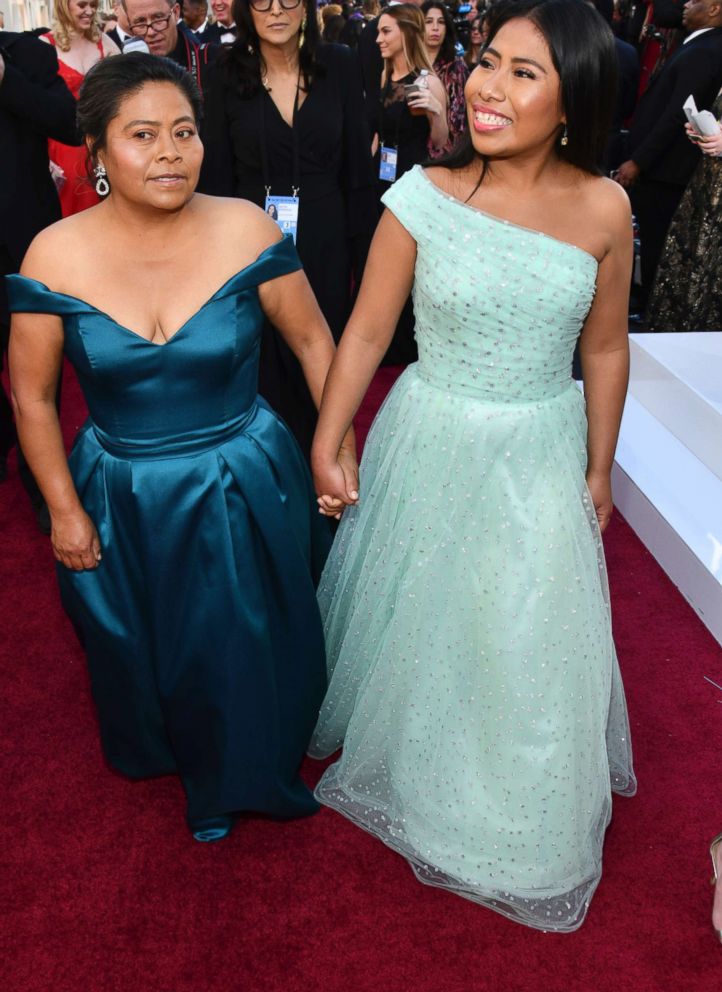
[1,0,721,941]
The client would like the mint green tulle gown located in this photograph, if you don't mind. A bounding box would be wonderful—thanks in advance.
[309,167,637,932]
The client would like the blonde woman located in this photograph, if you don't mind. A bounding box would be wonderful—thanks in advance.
[42,0,119,216]
[373,3,447,362]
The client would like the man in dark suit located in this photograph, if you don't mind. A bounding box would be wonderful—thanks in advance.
[0,31,77,511]
[106,0,132,50]
[615,0,722,313]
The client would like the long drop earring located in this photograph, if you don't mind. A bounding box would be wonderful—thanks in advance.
[94,163,110,196]
[560,124,568,147]
[299,15,306,49]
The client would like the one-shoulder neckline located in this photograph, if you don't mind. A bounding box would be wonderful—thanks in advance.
[14,238,292,348]
[416,166,600,270]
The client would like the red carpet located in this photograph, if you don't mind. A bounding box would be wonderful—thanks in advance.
[2,365,721,991]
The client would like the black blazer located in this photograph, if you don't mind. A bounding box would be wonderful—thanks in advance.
[0,31,78,270]
[629,27,722,185]
[357,16,381,130]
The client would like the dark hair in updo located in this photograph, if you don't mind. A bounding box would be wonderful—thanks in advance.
[435,0,617,180]
[77,53,203,162]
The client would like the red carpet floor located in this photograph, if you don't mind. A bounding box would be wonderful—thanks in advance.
[2,364,721,992]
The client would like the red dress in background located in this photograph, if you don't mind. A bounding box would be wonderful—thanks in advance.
[42,34,104,217]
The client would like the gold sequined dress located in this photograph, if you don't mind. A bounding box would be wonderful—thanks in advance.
[645,95,722,331]
[308,166,636,932]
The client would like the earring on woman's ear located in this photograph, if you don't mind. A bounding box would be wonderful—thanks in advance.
[560,124,568,147]
[299,15,306,49]
[94,163,110,196]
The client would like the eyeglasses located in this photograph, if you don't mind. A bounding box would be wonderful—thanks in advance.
[249,0,303,11]
[129,12,174,35]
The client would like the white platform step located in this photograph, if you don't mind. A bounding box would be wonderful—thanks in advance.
[609,333,722,646]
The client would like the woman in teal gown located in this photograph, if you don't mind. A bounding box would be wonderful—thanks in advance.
[8,54,357,842]
[309,0,636,931]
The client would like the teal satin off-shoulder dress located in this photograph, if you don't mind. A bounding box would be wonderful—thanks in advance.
[7,237,330,834]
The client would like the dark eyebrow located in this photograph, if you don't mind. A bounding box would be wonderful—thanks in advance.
[123,116,196,130]
[484,47,548,74]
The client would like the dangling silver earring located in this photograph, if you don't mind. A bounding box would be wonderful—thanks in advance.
[560,125,568,147]
[94,163,110,196]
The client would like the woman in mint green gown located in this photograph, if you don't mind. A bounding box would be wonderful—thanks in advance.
[309,0,636,931]
[8,55,357,843]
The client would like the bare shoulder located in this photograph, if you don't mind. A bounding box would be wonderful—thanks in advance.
[20,211,99,284]
[424,163,479,200]
[193,194,282,257]
[578,174,631,234]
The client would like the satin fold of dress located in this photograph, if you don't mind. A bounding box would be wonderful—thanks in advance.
[7,237,330,830]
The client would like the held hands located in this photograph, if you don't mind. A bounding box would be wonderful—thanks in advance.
[51,507,102,571]
[313,443,360,520]
[685,121,722,156]
[586,470,613,533]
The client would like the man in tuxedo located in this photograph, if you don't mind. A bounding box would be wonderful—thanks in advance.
[122,0,219,89]
[0,30,77,518]
[615,0,722,313]
[197,0,237,44]
[106,0,132,50]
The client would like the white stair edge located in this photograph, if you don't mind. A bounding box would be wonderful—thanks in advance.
[612,393,722,647]
[628,334,722,479]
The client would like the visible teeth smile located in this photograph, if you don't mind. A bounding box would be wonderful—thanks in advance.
[475,112,511,126]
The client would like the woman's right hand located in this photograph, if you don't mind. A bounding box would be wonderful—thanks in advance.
[51,508,102,571]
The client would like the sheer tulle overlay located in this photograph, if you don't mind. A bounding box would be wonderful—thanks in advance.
[309,167,636,932]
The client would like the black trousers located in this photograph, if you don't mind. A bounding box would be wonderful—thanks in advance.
[630,179,685,313]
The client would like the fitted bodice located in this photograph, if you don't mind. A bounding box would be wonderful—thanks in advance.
[7,238,301,457]
[382,166,599,402]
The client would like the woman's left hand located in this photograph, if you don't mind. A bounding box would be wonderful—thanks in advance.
[407,89,443,119]
[697,125,722,157]
[586,470,613,533]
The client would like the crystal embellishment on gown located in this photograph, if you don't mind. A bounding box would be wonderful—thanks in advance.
[309,166,636,932]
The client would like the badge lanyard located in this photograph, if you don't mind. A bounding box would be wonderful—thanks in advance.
[378,75,406,184]
[260,78,302,243]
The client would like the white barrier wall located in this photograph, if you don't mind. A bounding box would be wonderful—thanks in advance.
[612,333,722,646]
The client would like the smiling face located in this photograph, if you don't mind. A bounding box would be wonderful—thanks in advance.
[377,13,404,59]
[465,18,564,159]
[211,0,232,25]
[69,0,99,35]
[250,0,305,49]
[93,81,203,211]
[424,7,446,52]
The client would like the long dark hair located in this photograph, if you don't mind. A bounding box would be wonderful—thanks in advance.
[436,0,617,181]
[420,1,458,66]
[225,0,324,96]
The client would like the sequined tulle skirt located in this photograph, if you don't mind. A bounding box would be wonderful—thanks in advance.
[309,366,636,932]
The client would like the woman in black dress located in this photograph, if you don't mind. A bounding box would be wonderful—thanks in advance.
[372,3,448,362]
[201,0,377,457]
